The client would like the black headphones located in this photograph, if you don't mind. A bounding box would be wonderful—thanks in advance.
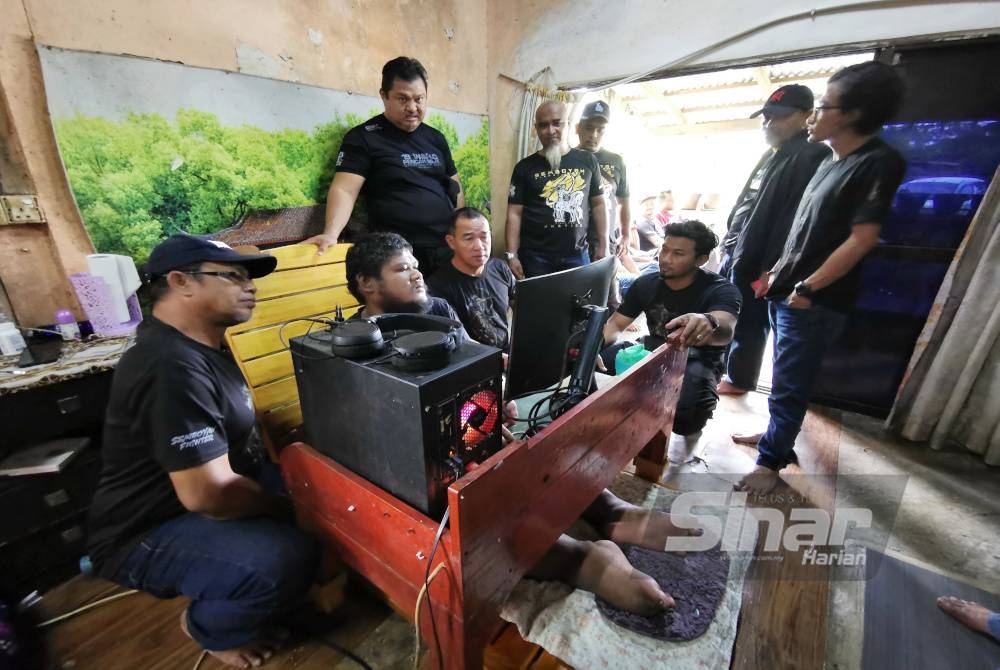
[330,313,463,372]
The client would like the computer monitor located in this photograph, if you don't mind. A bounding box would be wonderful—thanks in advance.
[505,256,616,400]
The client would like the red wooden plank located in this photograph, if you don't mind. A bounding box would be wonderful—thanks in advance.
[449,345,687,640]
[281,445,461,611]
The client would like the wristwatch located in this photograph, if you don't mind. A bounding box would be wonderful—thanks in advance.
[702,313,719,332]
[504,251,518,261]
[794,281,815,298]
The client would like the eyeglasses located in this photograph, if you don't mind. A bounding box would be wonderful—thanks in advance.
[814,104,843,112]
[185,270,253,284]
[535,120,565,130]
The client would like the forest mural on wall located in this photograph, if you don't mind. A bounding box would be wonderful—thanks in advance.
[38,47,490,263]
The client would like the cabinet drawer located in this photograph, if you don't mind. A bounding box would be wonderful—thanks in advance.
[0,449,101,542]
[0,371,113,451]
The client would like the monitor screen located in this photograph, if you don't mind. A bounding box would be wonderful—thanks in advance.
[506,256,615,399]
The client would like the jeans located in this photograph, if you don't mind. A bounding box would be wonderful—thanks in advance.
[990,612,1000,641]
[722,272,771,391]
[109,513,319,651]
[601,341,723,436]
[519,249,590,278]
[756,300,846,470]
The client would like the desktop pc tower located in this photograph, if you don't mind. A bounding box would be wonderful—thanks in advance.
[291,329,503,518]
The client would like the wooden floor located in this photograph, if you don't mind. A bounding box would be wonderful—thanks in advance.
[29,405,841,670]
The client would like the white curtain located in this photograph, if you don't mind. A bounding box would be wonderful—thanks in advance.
[514,68,583,161]
[887,166,1000,464]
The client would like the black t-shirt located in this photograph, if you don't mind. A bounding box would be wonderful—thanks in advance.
[768,137,906,310]
[634,216,664,251]
[87,317,261,577]
[427,258,516,349]
[594,148,630,199]
[336,114,458,247]
[619,269,742,359]
[508,149,603,255]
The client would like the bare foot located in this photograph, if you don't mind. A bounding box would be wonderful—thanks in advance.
[625,322,642,333]
[717,380,747,396]
[603,507,702,553]
[180,609,287,668]
[576,540,674,615]
[732,431,764,446]
[735,465,780,495]
[937,596,994,635]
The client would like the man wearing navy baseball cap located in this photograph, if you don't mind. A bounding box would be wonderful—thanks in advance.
[575,100,633,265]
[88,234,318,667]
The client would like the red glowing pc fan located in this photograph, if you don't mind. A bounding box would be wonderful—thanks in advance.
[459,389,499,448]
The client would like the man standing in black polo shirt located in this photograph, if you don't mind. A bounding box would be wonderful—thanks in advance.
[717,85,831,397]
[305,57,463,276]
[87,235,319,668]
[575,100,631,260]
[505,100,608,278]
[427,207,516,349]
[737,62,907,494]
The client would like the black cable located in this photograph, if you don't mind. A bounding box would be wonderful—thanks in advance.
[280,317,341,361]
[422,506,450,669]
[317,636,374,670]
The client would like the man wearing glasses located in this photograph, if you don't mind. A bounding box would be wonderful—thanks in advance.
[87,234,319,668]
[737,62,907,495]
[505,100,608,278]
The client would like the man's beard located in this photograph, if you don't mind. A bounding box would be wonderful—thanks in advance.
[381,294,428,314]
[543,143,562,171]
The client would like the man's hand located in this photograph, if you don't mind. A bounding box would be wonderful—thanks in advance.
[785,292,812,310]
[752,272,771,299]
[508,257,525,280]
[593,243,609,261]
[664,313,715,349]
[301,233,338,254]
[616,244,629,260]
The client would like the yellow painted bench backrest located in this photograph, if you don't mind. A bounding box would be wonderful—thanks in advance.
[225,243,358,455]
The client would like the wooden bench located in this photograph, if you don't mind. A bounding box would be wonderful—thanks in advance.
[224,243,358,458]
[281,344,687,668]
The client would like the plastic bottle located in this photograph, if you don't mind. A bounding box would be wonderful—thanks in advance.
[0,310,27,356]
[55,309,81,340]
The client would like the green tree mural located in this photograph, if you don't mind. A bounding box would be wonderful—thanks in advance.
[54,109,490,263]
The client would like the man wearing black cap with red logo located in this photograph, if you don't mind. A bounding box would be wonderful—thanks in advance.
[575,100,632,261]
[87,235,319,668]
[717,84,831,399]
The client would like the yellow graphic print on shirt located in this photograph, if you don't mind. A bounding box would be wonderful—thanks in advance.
[540,171,587,226]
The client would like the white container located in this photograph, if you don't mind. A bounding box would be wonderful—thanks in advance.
[0,320,27,356]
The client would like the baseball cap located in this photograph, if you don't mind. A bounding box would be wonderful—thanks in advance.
[580,100,611,122]
[749,84,815,118]
[146,234,278,279]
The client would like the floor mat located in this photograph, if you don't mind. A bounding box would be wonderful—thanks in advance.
[499,473,754,670]
[596,542,730,641]
[862,550,1000,669]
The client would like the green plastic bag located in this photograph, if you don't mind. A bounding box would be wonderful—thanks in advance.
[615,342,650,374]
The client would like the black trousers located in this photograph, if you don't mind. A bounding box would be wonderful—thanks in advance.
[600,341,723,436]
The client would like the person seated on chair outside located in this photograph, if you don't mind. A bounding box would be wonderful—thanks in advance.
[344,232,468,343]
[601,221,742,457]
[349,231,699,617]
[86,235,320,670]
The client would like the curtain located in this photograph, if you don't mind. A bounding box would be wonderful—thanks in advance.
[887,166,1000,464]
[514,68,582,162]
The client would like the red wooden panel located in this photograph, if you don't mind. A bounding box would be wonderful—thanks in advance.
[280,444,462,611]
[449,345,687,637]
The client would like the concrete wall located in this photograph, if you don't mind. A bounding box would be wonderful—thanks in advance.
[486,0,1000,248]
[0,0,487,325]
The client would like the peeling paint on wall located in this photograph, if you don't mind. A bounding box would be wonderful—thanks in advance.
[235,41,299,82]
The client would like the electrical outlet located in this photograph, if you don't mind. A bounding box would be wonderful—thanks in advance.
[0,195,46,224]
